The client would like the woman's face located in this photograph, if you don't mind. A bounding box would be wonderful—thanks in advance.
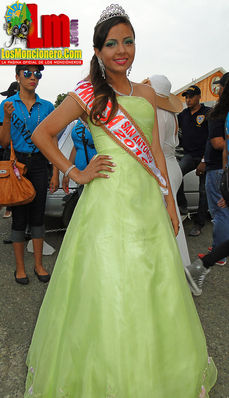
[95,23,135,77]
[16,66,41,92]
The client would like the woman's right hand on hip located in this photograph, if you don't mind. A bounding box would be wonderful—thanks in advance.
[70,155,116,185]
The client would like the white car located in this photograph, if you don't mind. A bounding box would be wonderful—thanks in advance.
[175,146,199,213]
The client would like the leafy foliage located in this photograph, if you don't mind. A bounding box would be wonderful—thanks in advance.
[54,93,67,108]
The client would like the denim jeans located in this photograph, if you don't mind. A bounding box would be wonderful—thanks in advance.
[206,169,229,261]
[177,154,208,227]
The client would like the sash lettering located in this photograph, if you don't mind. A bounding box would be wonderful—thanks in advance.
[70,81,168,194]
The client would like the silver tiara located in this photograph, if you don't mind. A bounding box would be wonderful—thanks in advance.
[96,4,129,26]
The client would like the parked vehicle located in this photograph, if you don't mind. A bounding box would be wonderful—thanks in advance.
[175,146,199,213]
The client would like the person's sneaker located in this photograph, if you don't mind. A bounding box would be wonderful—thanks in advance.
[189,225,201,237]
[215,259,227,266]
[198,252,227,266]
[185,259,210,296]
[179,205,188,215]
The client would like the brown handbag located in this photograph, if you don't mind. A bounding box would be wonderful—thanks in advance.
[0,141,36,206]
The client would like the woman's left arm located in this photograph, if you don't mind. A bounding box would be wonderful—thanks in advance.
[143,85,179,235]
[49,137,60,193]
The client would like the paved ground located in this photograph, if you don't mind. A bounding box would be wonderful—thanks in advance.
[0,210,228,398]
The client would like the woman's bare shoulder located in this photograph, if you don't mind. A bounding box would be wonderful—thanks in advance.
[132,82,156,106]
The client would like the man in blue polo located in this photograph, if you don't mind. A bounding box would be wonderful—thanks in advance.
[177,85,210,236]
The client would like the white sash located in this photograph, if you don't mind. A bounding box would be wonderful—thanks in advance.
[69,81,168,195]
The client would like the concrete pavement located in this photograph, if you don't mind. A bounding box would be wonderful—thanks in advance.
[0,210,228,397]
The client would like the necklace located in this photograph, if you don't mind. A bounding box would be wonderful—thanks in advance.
[109,79,133,96]
[19,102,40,128]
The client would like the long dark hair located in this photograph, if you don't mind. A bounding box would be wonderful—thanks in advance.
[208,79,229,121]
[89,16,135,125]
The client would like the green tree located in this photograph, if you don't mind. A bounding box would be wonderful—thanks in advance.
[54,93,67,108]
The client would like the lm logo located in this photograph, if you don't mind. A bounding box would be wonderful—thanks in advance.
[4,2,78,48]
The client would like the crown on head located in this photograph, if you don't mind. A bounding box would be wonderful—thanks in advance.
[96,4,129,26]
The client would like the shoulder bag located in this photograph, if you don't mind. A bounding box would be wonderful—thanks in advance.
[0,141,36,206]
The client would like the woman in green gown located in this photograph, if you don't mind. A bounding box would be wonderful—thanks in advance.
[24,5,217,397]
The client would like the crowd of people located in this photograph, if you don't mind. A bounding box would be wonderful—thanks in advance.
[1,3,229,397]
[185,73,229,295]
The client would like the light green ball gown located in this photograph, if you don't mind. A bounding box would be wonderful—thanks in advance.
[24,96,217,397]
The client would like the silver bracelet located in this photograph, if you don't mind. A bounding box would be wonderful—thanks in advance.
[64,164,76,178]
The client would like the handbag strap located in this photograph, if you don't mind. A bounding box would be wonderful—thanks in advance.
[81,127,90,165]
[10,140,16,162]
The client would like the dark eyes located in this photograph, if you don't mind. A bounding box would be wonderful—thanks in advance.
[105,40,116,47]
[124,39,134,45]
[104,38,134,47]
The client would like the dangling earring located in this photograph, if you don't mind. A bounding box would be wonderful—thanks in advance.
[127,65,132,77]
[97,57,106,79]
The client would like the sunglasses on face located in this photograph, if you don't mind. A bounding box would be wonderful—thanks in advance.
[23,70,42,80]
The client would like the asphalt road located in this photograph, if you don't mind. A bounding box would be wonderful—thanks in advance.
[0,210,228,398]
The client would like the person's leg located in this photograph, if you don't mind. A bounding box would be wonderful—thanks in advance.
[191,173,208,235]
[206,169,229,260]
[202,239,229,268]
[177,154,196,210]
[28,155,49,276]
[13,242,26,277]
[11,205,27,278]
[185,238,229,296]
[177,181,187,210]
[32,237,48,275]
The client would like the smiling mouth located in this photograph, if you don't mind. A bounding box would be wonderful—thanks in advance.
[114,58,128,65]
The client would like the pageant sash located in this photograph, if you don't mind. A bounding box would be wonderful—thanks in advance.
[69,81,168,195]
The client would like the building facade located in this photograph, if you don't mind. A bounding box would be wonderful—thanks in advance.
[174,67,226,107]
